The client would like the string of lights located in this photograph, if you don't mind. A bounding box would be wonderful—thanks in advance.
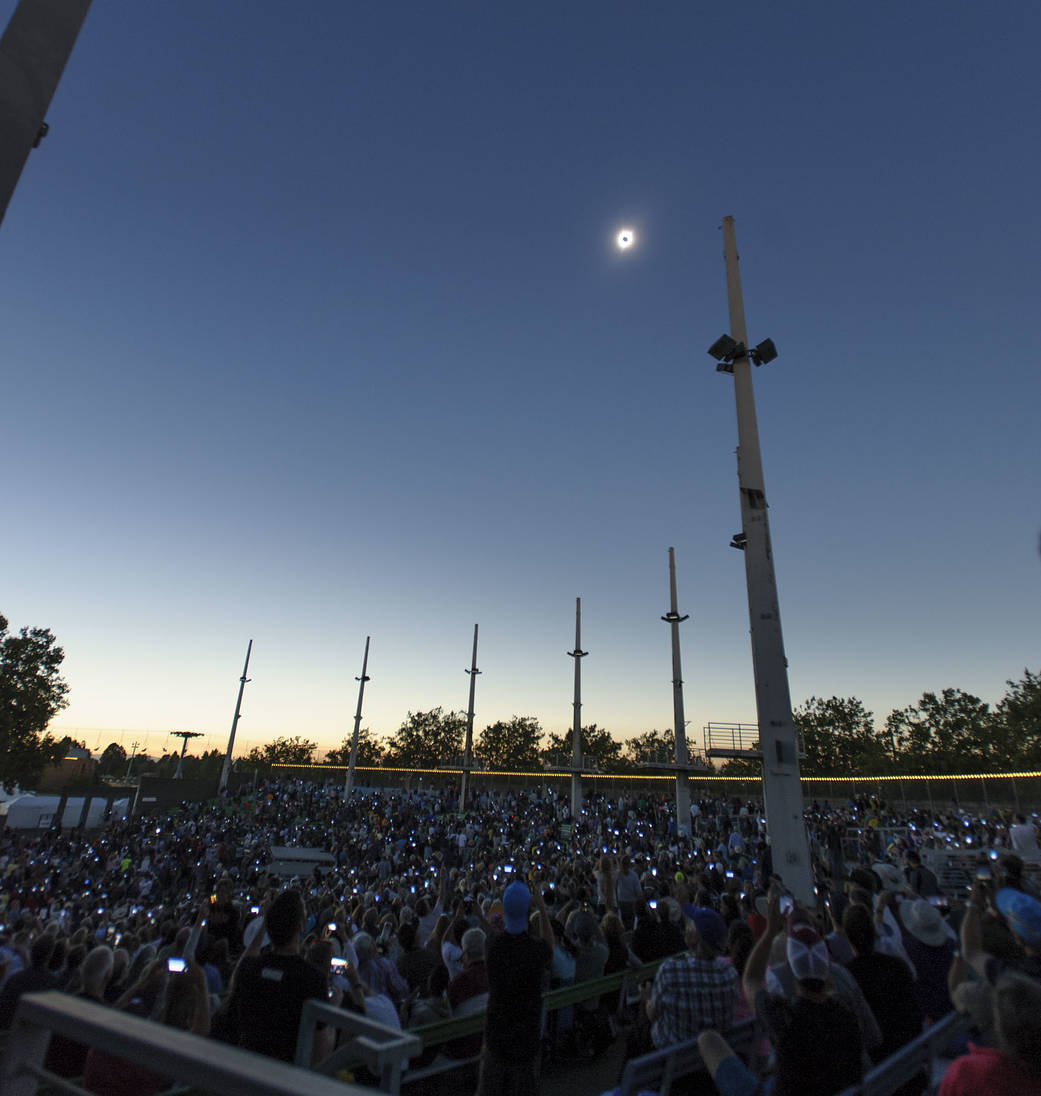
[269,763,1041,783]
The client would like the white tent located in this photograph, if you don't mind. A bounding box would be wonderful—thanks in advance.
[1,793,130,830]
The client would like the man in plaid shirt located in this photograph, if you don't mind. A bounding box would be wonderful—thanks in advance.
[647,905,737,1048]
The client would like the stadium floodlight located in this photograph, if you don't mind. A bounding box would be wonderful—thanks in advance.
[707,334,742,361]
[749,338,778,366]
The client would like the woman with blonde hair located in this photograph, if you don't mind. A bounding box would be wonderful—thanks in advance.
[595,855,618,916]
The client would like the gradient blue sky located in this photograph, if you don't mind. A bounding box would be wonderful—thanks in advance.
[3,1,1038,762]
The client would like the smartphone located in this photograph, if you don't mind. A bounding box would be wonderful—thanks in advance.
[928,896,949,909]
[779,896,794,915]
[504,866,514,874]
[328,922,337,932]
[210,894,217,904]
[250,906,260,915]
[167,957,187,973]
[976,866,992,881]
[648,899,658,910]
[114,932,123,946]
[330,957,347,970]
[725,870,735,879]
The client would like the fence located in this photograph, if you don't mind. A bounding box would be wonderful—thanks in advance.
[268,762,1041,811]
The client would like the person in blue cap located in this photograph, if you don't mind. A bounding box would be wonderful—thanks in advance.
[954,881,1041,1039]
[643,903,737,1050]
[476,878,554,1096]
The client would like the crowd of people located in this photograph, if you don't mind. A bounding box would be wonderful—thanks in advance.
[1,777,1040,1095]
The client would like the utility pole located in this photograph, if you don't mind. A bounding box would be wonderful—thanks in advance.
[459,624,480,811]
[171,730,203,779]
[344,636,371,798]
[568,597,588,819]
[218,640,252,795]
[717,215,813,902]
[662,547,692,837]
[0,0,94,227]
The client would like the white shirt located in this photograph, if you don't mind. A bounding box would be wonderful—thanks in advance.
[1010,823,1041,863]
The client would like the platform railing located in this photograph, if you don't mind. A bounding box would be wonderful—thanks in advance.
[2,991,377,1096]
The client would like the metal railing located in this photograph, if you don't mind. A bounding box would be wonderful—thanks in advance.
[704,722,762,756]
[296,998,421,1093]
[617,1016,760,1096]
[2,991,377,1096]
[836,1010,973,1096]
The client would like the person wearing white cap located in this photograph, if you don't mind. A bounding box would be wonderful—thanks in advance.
[899,899,955,1023]
[697,888,863,1096]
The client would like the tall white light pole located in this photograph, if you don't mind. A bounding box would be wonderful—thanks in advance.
[662,547,692,837]
[568,597,588,819]
[218,640,252,794]
[459,624,480,811]
[715,216,813,902]
[344,636,371,797]
[0,0,93,227]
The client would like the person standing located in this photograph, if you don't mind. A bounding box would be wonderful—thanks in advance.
[698,889,863,1096]
[225,889,327,1063]
[477,880,553,1096]
[615,857,642,930]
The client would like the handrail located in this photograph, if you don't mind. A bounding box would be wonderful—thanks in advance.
[835,1010,974,1096]
[406,956,665,1051]
[2,991,377,1096]
[295,998,421,1093]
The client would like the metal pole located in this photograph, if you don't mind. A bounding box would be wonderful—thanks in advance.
[459,624,480,811]
[218,640,253,794]
[719,216,813,903]
[125,741,139,781]
[0,0,93,227]
[662,547,692,837]
[172,731,202,779]
[568,597,588,818]
[344,636,371,798]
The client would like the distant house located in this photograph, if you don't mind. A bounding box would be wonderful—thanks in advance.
[37,744,95,792]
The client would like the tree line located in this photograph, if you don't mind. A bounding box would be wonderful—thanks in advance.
[2,607,1038,790]
[235,669,1041,777]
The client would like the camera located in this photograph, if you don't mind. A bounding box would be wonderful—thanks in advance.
[167,957,187,973]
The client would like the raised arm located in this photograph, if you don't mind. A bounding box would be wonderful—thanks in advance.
[531,885,555,952]
[743,886,783,1004]
[960,881,989,980]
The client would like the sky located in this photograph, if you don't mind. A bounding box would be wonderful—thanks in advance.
[2,1,1039,764]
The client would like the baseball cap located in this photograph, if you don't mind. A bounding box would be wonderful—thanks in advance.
[683,904,727,951]
[787,925,831,983]
[996,888,1041,951]
[502,881,532,935]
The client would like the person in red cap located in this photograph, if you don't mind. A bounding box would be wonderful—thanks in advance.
[698,887,863,1096]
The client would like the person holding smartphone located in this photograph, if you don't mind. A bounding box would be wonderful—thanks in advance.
[224,889,327,1064]
[698,888,864,1096]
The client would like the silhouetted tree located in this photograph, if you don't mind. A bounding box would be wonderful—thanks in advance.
[0,614,69,790]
